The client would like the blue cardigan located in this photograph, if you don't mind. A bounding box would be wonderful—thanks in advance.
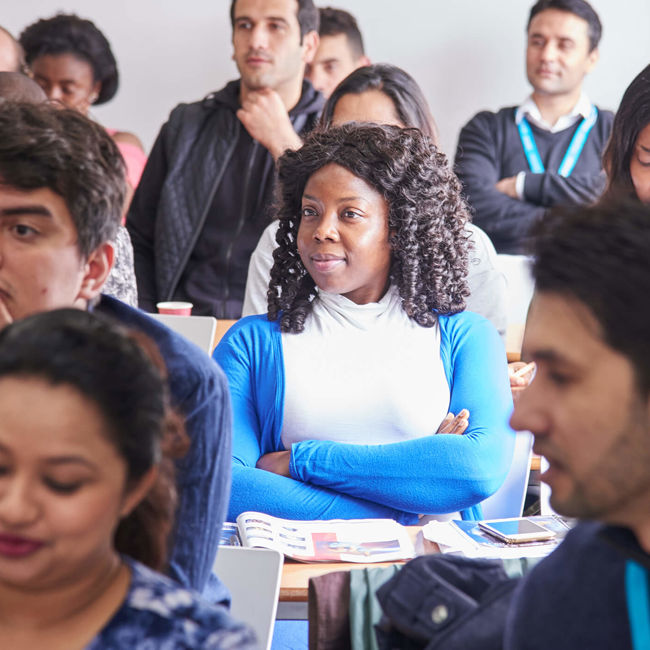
[214,310,514,524]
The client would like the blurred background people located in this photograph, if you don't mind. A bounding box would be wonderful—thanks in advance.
[305,6,369,98]
[19,13,146,197]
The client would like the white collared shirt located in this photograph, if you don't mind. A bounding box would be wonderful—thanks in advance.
[514,93,594,198]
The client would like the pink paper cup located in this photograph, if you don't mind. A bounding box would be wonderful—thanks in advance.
[156,301,193,316]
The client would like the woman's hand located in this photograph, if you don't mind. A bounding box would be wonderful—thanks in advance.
[437,409,469,435]
[256,451,291,477]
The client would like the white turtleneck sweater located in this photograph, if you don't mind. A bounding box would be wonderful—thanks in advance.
[280,286,450,449]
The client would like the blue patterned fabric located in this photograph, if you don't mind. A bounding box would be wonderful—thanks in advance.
[87,559,258,649]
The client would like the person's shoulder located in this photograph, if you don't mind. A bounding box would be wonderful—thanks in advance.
[167,81,240,127]
[515,521,621,594]
[439,309,495,336]
[102,559,256,649]
[593,105,615,131]
[111,130,145,152]
[462,106,515,130]
[220,314,280,347]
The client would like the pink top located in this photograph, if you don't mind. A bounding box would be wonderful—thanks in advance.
[105,128,147,189]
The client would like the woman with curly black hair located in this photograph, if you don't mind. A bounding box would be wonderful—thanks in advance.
[215,123,514,523]
[19,13,146,193]
[242,63,507,340]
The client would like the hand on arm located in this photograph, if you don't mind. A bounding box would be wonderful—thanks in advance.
[256,408,470,478]
[437,409,470,435]
[236,89,302,160]
[256,450,291,477]
[495,176,519,199]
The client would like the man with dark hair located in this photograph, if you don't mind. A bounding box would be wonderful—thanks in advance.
[305,7,370,98]
[0,101,232,605]
[128,0,322,318]
[0,26,25,74]
[455,0,613,254]
[504,200,650,648]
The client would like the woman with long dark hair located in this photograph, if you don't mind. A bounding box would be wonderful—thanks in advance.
[602,64,650,204]
[0,309,255,649]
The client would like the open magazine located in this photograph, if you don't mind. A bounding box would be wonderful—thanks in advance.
[219,512,416,563]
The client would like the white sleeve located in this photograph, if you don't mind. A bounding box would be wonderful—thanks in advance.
[241,221,281,317]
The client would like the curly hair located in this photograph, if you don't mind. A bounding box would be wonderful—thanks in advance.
[19,13,118,105]
[268,123,470,333]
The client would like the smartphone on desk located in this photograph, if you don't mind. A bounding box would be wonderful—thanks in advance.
[478,518,557,544]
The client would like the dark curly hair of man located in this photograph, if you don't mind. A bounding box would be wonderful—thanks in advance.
[268,123,470,333]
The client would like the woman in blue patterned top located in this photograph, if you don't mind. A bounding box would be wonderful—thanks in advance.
[0,309,256,649]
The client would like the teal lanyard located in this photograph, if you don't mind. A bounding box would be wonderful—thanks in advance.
[516,106,598,177]
[626,560,650,650]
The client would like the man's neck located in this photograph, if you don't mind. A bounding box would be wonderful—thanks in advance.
[239,80,303,111]
[531,88,582,127]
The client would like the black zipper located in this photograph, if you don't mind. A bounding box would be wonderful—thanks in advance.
[166,118,241,302]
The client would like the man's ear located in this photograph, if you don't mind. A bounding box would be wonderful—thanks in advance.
[301,30,319,64]
[78,241,114,302]
[585,47,599,74]
[357,55,371,68]
[120,466,158,519]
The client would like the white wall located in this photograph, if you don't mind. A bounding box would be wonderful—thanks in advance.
[4,1,649,157]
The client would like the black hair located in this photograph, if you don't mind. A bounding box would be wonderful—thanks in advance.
[0,101,125,257]
[268,123,469,333]
[230,0,319,42]
[319,7,365,59]
[0,25,27,74]
[321,63,439,145]
[0,309,189,570]
[531,201,650,394]
[527,0,602,51]
[19,13,118,105]
[602,65,650,202]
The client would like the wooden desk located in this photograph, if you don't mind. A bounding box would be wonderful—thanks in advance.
[279,527,428,609]
[212,319,237,351]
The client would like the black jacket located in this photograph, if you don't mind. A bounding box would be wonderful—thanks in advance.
[127,79,323,316]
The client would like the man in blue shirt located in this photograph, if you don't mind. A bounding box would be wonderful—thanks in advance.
[0,101,232,604]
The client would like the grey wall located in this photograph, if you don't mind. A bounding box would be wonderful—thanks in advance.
[4,1,649,157]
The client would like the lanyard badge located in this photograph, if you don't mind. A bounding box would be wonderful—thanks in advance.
[626,560,650,650]
[517,106,598,177]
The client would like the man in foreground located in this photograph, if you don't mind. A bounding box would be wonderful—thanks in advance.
[128,0,322,318]
[0,101,232,604]
[505,200,650,648]
[305,6,369,98]
[455,0,613,253]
